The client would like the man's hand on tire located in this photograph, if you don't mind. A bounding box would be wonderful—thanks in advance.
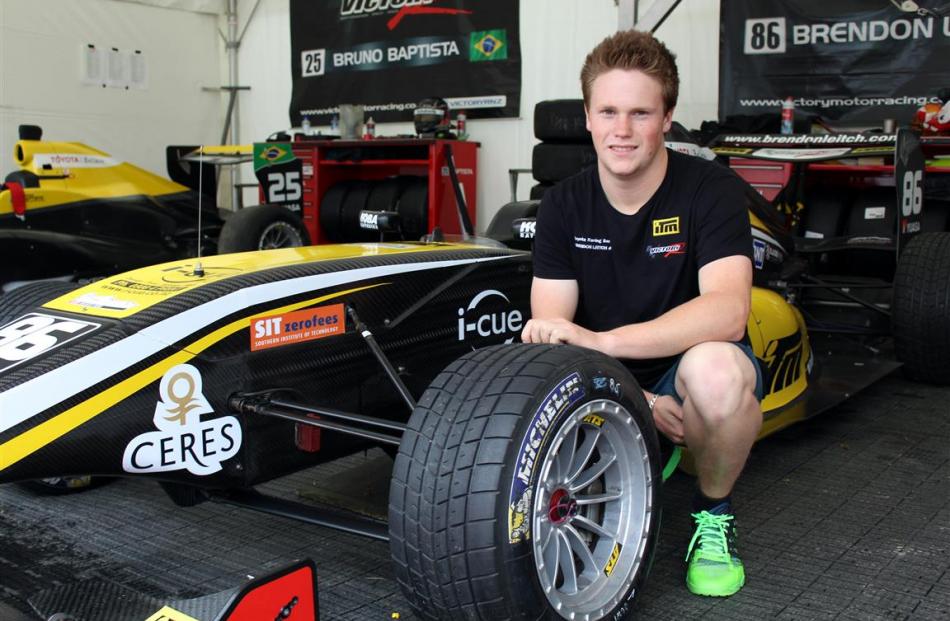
[650,393,685,445]
[521,317,602,350]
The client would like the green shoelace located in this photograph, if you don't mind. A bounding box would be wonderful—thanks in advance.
[685,511,735,563]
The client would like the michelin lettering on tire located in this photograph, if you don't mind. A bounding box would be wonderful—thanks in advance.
[508,371,584,543]
[123,364,242,476]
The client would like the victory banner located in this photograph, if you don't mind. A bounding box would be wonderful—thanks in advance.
[720,0,950,123]
[289,0,521,125]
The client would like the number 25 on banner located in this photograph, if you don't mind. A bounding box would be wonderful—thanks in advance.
[902,170,923,217]
[301,49,326,77]
[744,18,786,55]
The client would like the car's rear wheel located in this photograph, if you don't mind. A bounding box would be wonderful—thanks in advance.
[218,205,309,253]
[893,232,950,384]
[389,344,662,620]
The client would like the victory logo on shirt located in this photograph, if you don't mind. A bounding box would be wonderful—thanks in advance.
[646,242,687,258]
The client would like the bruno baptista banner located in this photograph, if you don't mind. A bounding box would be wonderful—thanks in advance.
[720,0,950,123]
[289,0,521,125]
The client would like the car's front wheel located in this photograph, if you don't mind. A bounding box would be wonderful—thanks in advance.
[893,232,950,384]
[389,344,662,620]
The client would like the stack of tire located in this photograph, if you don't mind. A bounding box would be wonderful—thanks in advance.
[530,99,596,199]
[319,176,429,242]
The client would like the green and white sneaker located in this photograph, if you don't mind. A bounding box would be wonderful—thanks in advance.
[685,509,745,596]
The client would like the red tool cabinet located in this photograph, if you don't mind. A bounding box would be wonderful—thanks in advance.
[290,138,479,244]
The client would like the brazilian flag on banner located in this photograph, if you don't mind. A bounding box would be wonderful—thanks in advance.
[470,30,507,61]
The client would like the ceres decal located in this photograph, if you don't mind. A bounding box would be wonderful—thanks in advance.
[457,290,523,344]
[123,364,241,476]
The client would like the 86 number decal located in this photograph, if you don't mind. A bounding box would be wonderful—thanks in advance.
[0,313,100,373]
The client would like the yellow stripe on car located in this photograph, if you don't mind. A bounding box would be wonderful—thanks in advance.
[0,285,379,470]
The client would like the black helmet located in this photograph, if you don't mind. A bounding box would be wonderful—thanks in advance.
[414,97,449,136]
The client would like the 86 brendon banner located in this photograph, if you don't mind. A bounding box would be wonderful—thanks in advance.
[720,0,950,123]
[289,0,521,124]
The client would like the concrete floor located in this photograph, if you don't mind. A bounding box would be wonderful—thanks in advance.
[0,371,948,620]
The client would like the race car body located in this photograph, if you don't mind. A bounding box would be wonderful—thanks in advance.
[0,242,533,487]
[0,128,224,285]
[0,127,312,288]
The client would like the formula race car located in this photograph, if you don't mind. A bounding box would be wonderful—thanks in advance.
[0,129,947,620]
[0,125,308,287]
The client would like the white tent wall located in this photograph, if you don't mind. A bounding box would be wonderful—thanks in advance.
[234,0,721,229]
[0,0,222,184]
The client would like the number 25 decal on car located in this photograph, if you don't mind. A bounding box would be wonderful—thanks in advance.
[0,313,100,373]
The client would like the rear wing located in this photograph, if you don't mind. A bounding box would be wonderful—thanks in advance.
[711,129,926,254]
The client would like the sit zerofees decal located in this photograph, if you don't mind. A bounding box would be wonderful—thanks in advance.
[508,372,585,544]
[250,303,345,351]
[123,364,241,476]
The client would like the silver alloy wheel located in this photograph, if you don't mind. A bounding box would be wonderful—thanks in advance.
[532,399,653,620]
[258,221,304,249]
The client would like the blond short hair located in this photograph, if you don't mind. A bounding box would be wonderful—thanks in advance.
[580,30,679,112]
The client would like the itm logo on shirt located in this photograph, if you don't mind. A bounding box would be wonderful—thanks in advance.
[652,217,680,236]
[470,30,507,61]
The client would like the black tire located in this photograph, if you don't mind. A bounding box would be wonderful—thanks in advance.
[396,178,429,240]
[340,181,373,242]
[217,205,309,253]
[319,183,349,242]
[534,100,591,142]
[532,143,597,184]
[893,232,950,384]
[390,344,662,621]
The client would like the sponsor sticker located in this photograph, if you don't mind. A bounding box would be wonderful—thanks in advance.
[652,217,680,237]
[251,303,345,351]
[69,293,137,311]
[646,242,686,258]
[604,543,622,576]
[591,374,621,398]
[753,239,767,270]
[582,413,605,428]
[123,364,242,476]
[0,313,100,373]
[457,290,523,345]
[864,206,886,220]
[33,153,118,169]
[508,372,585,543]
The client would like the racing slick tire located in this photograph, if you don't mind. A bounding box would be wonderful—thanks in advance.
[533,99,590,142]
[893,232,950,384]
[217,204,309,253]
[0,281,114,494]
[389,343,662,621]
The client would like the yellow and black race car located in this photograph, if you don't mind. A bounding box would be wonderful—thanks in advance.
[0,125,308,287]
[0,130,947,621]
